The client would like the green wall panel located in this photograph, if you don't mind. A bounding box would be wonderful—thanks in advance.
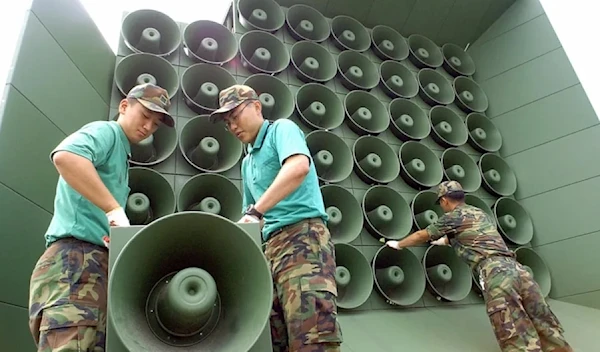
[401,0,454,41]
[364,0,416,31]
[435,0,491,46]
[0,303,36,352]
[473,0,544,45]
[558,291,600,311]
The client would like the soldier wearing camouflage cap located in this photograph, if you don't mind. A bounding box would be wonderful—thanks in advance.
[211,84,343,351]
[385,181,572,352]
[28,83,174,350]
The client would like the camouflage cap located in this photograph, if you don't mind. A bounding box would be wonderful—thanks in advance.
[209,84,259,123]
[127,83,174,128]
[437,180,464,200]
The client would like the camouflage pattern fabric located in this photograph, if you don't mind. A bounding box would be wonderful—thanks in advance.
[436,180,463,200]
[127,83,174,127]
[28,237,108,351]
[209,84,259,122]
[264,218,343,352]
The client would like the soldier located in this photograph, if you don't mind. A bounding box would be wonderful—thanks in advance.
[210,84,343,351]
[384,180,572,352]
[28,83,174,351]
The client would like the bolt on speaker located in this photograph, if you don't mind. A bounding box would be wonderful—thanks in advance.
[466,113,503,153]
[108,212,273,350]
[441,148,482,193]
[296,83,344,130]
[177,173,243,221]
[335,243,374,309]
[344,90,390,135]
[181,63,237,115]
[239,30,290,75]
[453,76,489,113]
[320,185,363,244]
[330,15,370,52]
[442,43,475,77]
[337,50,379,91]
[285,4,330,42]
[464,194,495,225]
[114,53,180,99]
[515,247,551,297]
[290,40,337,83]
[237,0,285,32]
[478,153,517,197]
[408,34,443,69]
[388,98,430,141]
[120,9,181,57]
[352,136,400,185]
[379,60,419,99]
[179,115,243,173]
[423,245,472,302]
[398,141,444,190]
[373,245,426,306]
[243,74,294,120]
[127,167,176,225]
[493,197,534,245]
[182,20,238,65]
[362,185,412,241]
[411,190,444,230]
[371,25,409,61]
[429,106,469,148]
[306,130,353,184]
[417,68,455,106]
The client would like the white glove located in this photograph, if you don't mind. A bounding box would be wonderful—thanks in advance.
[385,240,402,250]
[237,214,260,224]
[430,236,449,246]
[106,207,130,227]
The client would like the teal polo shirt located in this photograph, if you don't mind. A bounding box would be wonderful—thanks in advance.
[241,119,328,241]
[44,121,131,248]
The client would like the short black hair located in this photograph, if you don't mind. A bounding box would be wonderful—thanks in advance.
[444,190,465,202]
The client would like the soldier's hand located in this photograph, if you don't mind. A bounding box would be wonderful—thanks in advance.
[430,236,449,246]
[106,206,130,227]
[385,240,402,250]
[238,214,260,224]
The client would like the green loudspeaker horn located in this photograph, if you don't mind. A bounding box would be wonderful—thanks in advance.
[371,25,409,61]
[423,245,472,302]
[126,167,176,225]
[320,185,363,244]
[290,41,336,83]
[330,15,370,52]
[379,60,419,99]
[494,197,534,245]
[479,153,518,197]
[120,9,181,57]
[441,148,482,192]
[430,106,469,148]
[464,194,496,225]
[408,34,443,69]
[515,247,551,297]
[388,98,430,141]
[182,20,238,65]
[442,43,476,77]
[114,53,180,98]
[179,115,243,173]
[466,112,503,153]
[108,212,272,350]
[177,173,242,221]
[285,4,330,42]
[337,50,379,91]
[296,83,344,130]
[237,0,285,32]
[399,141,444,190]
[239,30,290,75]
[454,76,489,113]
[373,245,426,306]
[417,68,455,106]
[362,185,412,240]
[335,243,374,309]
[306,130,353,183]
[411,190,444,230]
[352,136,400,185]
[344,90,390,135]
[243,74,294,120]
[181,63,237,115]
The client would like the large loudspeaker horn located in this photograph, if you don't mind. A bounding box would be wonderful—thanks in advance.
[126,167,176,225]
[306,130,353,183]
[239,30,290,75]
[330,15,370,52]
[182,20,238,65]
[493,197,534,245]
[442,43,476,77]
[243,74,294,120]
[515,247,551,297]
[464,194,495,225]
[108,212,272,350]
[352,136,400,184]
[363,185,412,240]
[373,245,426,306]
[371,25,409,61]
[237,0,285,32]
[177,173,242,221]
[180,115,243,173]
[454,76,489,113]
[411,190,444,230]
[120,9,181,57]
[320,185,363,244]
[379,60,419,99]
[441,148,482,192]
[466,112,503,153]
[290,41,336,83]
[478,153,517,197]
[181,63,237,115]
[417,68,455,106]
[408,34,443,69]
[344,90,390,135]
[429,106,469,148]
[423,245,472,302]
[388,98,430,141]
[337,50,379,91]
[335,243,374,309]
[115,53,180,98]
[399,141,444,189]
[285,4,330,42]
[296,83,344,130]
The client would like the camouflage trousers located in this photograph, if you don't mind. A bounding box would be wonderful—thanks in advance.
[28,237,108,352]
[264,218,344,352]
[479,257,572,352]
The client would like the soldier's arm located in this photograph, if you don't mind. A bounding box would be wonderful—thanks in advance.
[386,229,431,249]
